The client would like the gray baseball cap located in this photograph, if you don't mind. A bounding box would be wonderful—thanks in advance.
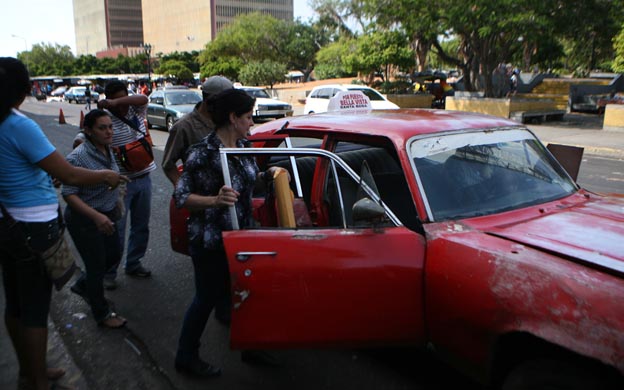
[201,76,233,99]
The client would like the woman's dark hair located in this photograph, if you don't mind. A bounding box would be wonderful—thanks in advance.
[104,80,128,98]
[209,89,256,128]
[0,57,31,122]
[83,109,110,130]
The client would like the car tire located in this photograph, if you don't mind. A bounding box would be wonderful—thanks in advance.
[503,359,621,390]
[166,116,174,131]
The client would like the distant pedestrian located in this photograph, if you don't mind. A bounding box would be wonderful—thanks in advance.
[508,69,519,97]
[139,81,149,96]
[84,85,92,110]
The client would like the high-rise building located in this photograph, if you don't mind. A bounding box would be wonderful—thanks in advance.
[74,0,293,57]
[141,0,293,55]
[73,0,144,56]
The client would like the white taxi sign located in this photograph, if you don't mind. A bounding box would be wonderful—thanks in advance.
[327,90,372,112]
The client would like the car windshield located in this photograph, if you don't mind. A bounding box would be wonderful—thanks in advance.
[165,91,202,105]
[409,128,578,221]
[348,88,384,101]
[242,89,271,99]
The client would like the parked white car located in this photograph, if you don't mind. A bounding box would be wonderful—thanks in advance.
[304,84,399,114]
[236,86,293,121]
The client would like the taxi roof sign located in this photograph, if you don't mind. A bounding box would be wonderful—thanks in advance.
[327,90,372,113]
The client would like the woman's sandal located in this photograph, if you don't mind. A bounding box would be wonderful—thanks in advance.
[98,312,127,329]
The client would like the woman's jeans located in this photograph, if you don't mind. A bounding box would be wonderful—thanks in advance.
[65,207,121,322]
[107,173,151,276]
[176,246,230,364]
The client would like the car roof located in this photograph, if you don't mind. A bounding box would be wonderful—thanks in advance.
[311,84,374,91]
[252,109,520,147]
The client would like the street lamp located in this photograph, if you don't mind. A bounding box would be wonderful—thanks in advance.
[142,43,152,83]
[11,34,27,53]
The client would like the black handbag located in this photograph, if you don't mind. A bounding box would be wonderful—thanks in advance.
[0,203,78,290]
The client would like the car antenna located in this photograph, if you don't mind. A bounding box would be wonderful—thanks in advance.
[278,121,290,131]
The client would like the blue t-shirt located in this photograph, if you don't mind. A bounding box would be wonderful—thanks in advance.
[0,110,57,208]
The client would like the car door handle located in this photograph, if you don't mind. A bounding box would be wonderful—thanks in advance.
[236,251,277,262]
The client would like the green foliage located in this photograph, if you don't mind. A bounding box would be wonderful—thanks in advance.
[160,51,200,72]
[239,60,287,87]
[199,57,243,81]
[157,60,194,82]
[315,39,353,79]
[18,43,75,76]
[612,24,624,72]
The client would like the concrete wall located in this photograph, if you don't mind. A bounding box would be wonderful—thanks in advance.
[387,94,433,108]
[603,104,624,132]
[446,97,559,118]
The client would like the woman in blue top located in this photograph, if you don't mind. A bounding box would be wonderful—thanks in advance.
[0,58,127,390]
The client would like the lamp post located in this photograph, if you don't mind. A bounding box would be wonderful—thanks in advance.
[11,34,27,53]
[142,43,152,84]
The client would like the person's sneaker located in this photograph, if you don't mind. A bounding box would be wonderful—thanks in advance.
[125,265,151,278]
[103,278,118,290]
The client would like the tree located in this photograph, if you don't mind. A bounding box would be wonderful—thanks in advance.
[343,31,414,83]
[18,43,74,76]
[157,60,194,83]
[315,38,354,79]
[239,60,287,88]
[614,24,624,72]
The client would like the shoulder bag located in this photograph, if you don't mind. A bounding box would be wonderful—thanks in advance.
[111,112,154,172]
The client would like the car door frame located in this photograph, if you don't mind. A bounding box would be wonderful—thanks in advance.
[219,147,427,350]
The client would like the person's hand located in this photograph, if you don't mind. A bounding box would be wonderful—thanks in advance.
[51,177,62,188]
[103,171,130,190]
[215,185,239,207]
[93,212,115,235]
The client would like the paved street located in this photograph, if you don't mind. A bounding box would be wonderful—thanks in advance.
[1,98,623,390]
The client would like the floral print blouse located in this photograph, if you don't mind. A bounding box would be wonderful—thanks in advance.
[174,131,258,251]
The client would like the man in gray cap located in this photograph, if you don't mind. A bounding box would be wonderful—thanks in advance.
[162,76,233,185]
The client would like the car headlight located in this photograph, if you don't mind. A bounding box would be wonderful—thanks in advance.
[257,105,269,111]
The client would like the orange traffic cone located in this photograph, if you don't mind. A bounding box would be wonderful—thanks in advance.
[79,110,85,129]
[58,109,66,125]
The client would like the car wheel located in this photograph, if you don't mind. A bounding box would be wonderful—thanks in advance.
[166,116,175,131]
[307,111,314,115]
[146,119,152,129]
[503,359,621,390]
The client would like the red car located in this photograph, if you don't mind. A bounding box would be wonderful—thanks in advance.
[172,109,624,389]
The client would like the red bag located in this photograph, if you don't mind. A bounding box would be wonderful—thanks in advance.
[114,136,153,172]
[169,196,190,255]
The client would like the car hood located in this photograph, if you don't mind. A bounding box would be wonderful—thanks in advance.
[169,104,196,114]
[486,196,624,276]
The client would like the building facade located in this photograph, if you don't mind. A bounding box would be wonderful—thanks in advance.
[73,0,144,56]
[74,0,293,57]
[141,0,293,55]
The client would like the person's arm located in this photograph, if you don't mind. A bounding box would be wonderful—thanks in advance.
[38,150,128,188]
[98,94,148,109]
[164,165,181,186]
[64,194,116,235]
[182,186,239,211]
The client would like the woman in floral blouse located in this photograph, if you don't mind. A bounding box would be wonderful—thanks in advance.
[173,88,279,377]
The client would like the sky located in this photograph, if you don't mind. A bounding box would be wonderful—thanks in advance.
[0,0,315,58]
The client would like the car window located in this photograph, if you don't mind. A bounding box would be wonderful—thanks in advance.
[243,89,271,99]
[331,141,420,231]
[149,92,163,103]
[317,88,333,99]
[348,88,385,101]
[165,91,202,105]
[410,128,578,221]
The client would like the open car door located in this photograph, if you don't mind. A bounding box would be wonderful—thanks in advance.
[220,147,426,350]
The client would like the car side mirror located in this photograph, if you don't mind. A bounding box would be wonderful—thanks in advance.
[352,197,385,225]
